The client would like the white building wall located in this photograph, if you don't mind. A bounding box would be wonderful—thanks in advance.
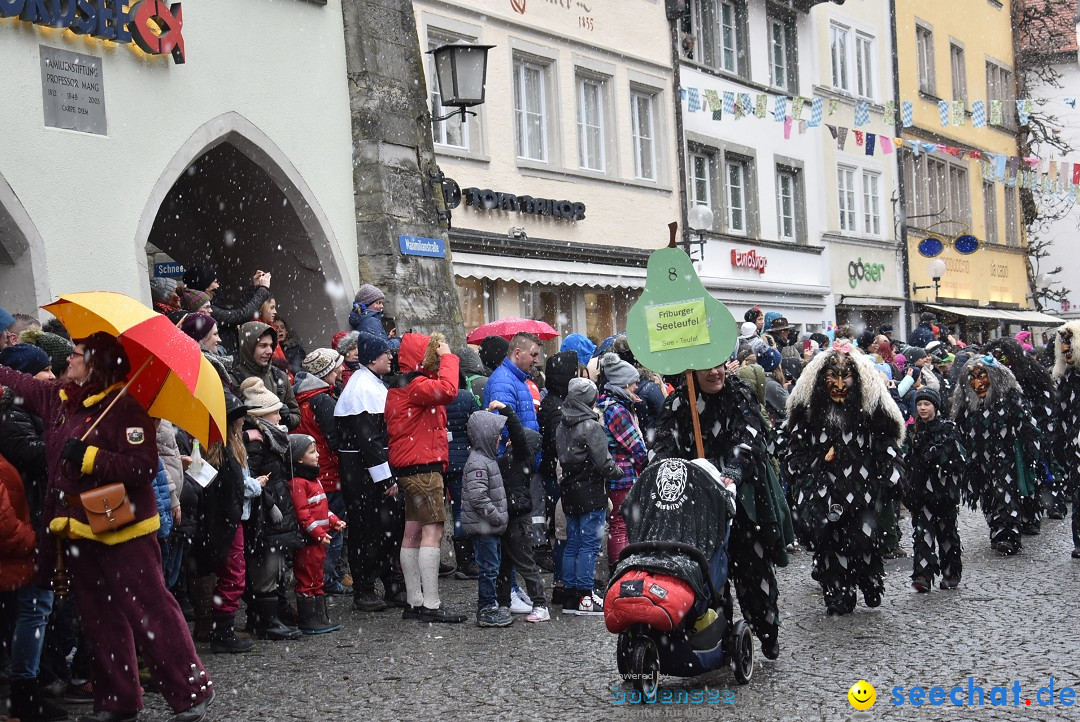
[0,0,357,309]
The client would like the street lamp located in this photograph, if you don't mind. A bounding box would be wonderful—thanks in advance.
[428,43,495,123]
[912,258,947,301]
[685,204,713,261]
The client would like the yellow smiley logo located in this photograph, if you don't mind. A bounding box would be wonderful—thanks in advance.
[848,680,876,710]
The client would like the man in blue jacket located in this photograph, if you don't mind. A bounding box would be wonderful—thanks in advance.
[483,333,541,433]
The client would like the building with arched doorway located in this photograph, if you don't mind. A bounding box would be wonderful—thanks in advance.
[0,1,361,345]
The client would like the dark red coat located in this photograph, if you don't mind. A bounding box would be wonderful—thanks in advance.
[294,377,341,494]
[0,453,35,590]
[0,366,160,549]
[385,334,459,473]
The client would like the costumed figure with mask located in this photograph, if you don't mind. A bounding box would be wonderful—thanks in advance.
[778,345,904,616]
[951,356,1039,556]
[1051,322,1080,558]
[985,337,1060,526]
[651,364,793,659]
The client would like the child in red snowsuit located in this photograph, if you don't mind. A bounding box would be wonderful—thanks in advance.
[288,434,346,634]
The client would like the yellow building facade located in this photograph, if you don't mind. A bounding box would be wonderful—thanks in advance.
[895,0,1033,312]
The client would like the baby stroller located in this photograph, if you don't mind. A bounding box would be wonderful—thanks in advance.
[604,457,754,697]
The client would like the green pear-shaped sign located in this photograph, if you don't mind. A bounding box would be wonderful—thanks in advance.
[626,240,737,376]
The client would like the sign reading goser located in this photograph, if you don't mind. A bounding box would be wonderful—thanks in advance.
[2,1,186,64]
[730,248,767,274]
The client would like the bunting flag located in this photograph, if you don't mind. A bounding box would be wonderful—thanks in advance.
[882,136,894,155]
[687,88,701,112]
[723,91,735,115]
[883,100,896,125]
[994,153,1007,181]
[952,101,966,126]
[1017,99,1033,125]
[799,120,808,134]
[990,100,1003,126]
[1049,159,1059,182]
[939,100,950,127]
[705,89,723,120]
[738,93,752,119]
[910,139,922,157]
[972,100,986,128]
[791,97,805,121]
[755,93,768,118]
[836,126,848,150]
[829,98,839,116]
[1073,162,1080,185]
[1007,156,1020,183]
[773,95,787,122]
[809,98,824,127]
[865,133,876,155]
[680,89,686,102]
[854,100,870,127]
[901,101,914,127]
[784,115,793,139]
[854,130,864,146]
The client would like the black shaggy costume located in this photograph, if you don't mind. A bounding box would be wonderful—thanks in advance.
[1051,322,1080,557]
[778,347,905,616]
[985,337,1060,524]
[951,356,1039,556]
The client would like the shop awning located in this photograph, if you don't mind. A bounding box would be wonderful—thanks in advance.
[924,303,1063,325]
[452,252,646,289]
[836,296,907,308]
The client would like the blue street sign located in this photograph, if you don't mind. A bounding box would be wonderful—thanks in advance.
[154,262,186,277]
[398,235,446,258]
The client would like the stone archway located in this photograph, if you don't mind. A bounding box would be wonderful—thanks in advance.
[133,112,354,347]
[0,171,50,316]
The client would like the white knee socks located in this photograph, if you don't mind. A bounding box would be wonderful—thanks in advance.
[418,546,442,609]
[399,547,423,608]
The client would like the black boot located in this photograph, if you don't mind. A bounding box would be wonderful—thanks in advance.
[317,596,342,632]
[250,596,301,641]
[453,539,479,580]
[297,595,339,635]
[209,612,255,654]
[10,678,70,721]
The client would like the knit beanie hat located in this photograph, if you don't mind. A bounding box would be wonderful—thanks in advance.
[354,283,385,308]
[179,312,216,343]
[763,311,782,332]
[302,348,344,379]
[182,262,218,293]
[356,332,391,365]
[567,376,598,407]
[759,347,782,373]
[240,377,284,416]
[288,434,316,462]
[149,277,179,305]
[179,287,212,312]
[913,387,941,410]
[19,328,74,374]
[0,344,52,376]
[600,352,638,387]
[336,331,360,358]
[478,336,509,372]
[906,347,928,363]
[739,322,757,339]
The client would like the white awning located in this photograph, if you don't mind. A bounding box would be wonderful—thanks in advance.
[837,296,907,308]
[452,252,646,289]
[924,303,1063,325]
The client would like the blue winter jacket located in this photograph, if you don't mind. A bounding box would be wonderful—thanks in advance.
[446,387,480,475]
[154,458,174,539]
[347,304,401,350]
[483,358,539,433]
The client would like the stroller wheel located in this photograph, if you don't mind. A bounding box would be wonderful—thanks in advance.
[629,637,660,699]
[732,620,754,685]
[616,633,632,678]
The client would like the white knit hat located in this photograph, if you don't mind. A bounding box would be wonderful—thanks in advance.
[240,377,284,416]
[302,348,344,379]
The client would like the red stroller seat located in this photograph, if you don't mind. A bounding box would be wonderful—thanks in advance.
[604,570,696,634]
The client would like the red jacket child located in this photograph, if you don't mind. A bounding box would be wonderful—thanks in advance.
[287,435,345,601]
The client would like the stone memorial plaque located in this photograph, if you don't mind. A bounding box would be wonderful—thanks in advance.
[40,46,106,136]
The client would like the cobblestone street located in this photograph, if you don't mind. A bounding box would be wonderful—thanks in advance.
[120,508,1080,721]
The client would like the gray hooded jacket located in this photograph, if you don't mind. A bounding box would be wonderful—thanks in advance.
[556,378,621,515]
[461,411,509,536]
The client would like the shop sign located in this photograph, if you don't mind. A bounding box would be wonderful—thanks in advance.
[398,235,446,259]
[462,187,586,221]
[2,1,186,64]
[40,46,106,135]
[847,257,886,289]
[730,248,767,274]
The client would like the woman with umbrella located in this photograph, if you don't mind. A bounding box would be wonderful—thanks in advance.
[0,331,214,722]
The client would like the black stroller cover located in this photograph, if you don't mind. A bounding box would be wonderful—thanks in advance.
[615,458,735,600]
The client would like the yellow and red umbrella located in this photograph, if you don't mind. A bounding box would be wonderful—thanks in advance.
[43,291,226,446]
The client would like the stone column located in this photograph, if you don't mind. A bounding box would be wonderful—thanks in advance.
[341,0,465,347]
